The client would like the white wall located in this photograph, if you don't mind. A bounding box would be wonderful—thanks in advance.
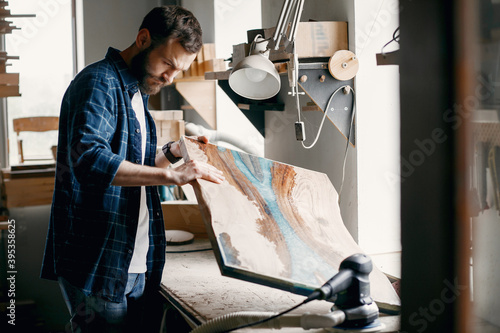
[82,0,160,66]
[353,0,401,269]
[181,0,214,44]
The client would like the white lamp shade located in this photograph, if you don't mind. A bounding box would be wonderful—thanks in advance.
[228,54,281,100]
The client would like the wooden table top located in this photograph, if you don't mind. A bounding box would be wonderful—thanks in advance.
[160,239,400,332]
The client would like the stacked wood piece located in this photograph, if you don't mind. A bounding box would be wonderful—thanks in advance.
[149,110,185,145]
[0,1,35,97]
[175,43,226,80]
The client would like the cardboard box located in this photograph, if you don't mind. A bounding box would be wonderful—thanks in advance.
[202,59,227,73]
[296,21,348,57]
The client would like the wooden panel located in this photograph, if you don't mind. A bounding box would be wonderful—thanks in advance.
[149,110,183,121]
[2,164,55,179]
[0,168,6,209]
[201,43,215,62]
[0,72,18,84]
[154,119,185,144]
[0,84,19,97]
[175,80,216,129]
[201,59,226,73]
[3,176,54,207]
[162,201,207,238]
[13,116,59,133]
[180,137,400,312]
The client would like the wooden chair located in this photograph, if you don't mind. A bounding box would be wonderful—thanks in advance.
[13,116,59,163]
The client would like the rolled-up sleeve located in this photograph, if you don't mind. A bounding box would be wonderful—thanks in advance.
[66,71,125,188]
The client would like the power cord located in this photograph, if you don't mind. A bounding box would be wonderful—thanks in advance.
[381,26,400,55]
[338,87,356,202]
[296,85,356,203]
[300,85,355,150]
[223,290,321,332]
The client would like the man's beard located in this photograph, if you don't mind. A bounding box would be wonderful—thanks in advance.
[130,45,166,95]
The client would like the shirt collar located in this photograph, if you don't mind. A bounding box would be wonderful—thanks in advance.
[105,47,140,95]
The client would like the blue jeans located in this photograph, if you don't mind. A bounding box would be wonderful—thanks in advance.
[58,273,146,333]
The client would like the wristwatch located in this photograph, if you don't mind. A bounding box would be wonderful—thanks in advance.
[162,141,182,164]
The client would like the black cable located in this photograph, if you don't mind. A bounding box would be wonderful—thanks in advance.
[392,26,400,43]
[381,26,400,55]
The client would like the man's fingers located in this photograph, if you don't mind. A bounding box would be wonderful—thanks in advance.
[181,160,225,184]
[197,135,209,144]
[200,162,225,184]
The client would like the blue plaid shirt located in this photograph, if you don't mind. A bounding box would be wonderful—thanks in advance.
[41,48,166,302]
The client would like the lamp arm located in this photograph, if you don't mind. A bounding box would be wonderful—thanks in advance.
[287,0,305,49]
[270,0,295,50]
[270,0,305,54]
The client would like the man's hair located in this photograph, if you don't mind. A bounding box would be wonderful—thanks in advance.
[139,6,202,54]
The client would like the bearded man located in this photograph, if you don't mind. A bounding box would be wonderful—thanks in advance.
[41,6,224,332]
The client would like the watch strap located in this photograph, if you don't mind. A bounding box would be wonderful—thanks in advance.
[162,141,182,164]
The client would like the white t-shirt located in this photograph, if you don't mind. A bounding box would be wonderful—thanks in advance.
[128,91,149,273]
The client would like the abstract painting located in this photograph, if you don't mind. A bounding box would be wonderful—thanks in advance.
[180,137,400,312]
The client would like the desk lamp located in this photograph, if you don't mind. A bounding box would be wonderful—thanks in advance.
[228,0,305,100]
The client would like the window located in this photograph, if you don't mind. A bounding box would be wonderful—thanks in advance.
[5,0,73,165]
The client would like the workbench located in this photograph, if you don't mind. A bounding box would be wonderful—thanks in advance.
[160,239,400,332]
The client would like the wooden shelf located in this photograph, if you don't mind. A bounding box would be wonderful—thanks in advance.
[166,44,226,130]
[1,166,55,208]
[175,79,217,130]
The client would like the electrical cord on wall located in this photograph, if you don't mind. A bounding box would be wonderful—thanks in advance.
[299,85,355,150]
[337,87,356,203]
[380,26,400,55]
[296,85,356,203]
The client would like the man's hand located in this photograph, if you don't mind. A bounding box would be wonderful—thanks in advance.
[169,135,208,159]
[167,159,224,186]
[114,136,224,187]
[155,136,209,169]
[166,136,223,186]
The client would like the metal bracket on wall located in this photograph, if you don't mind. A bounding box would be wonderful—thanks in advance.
[216,62,355,144]
[297,63,355,146]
